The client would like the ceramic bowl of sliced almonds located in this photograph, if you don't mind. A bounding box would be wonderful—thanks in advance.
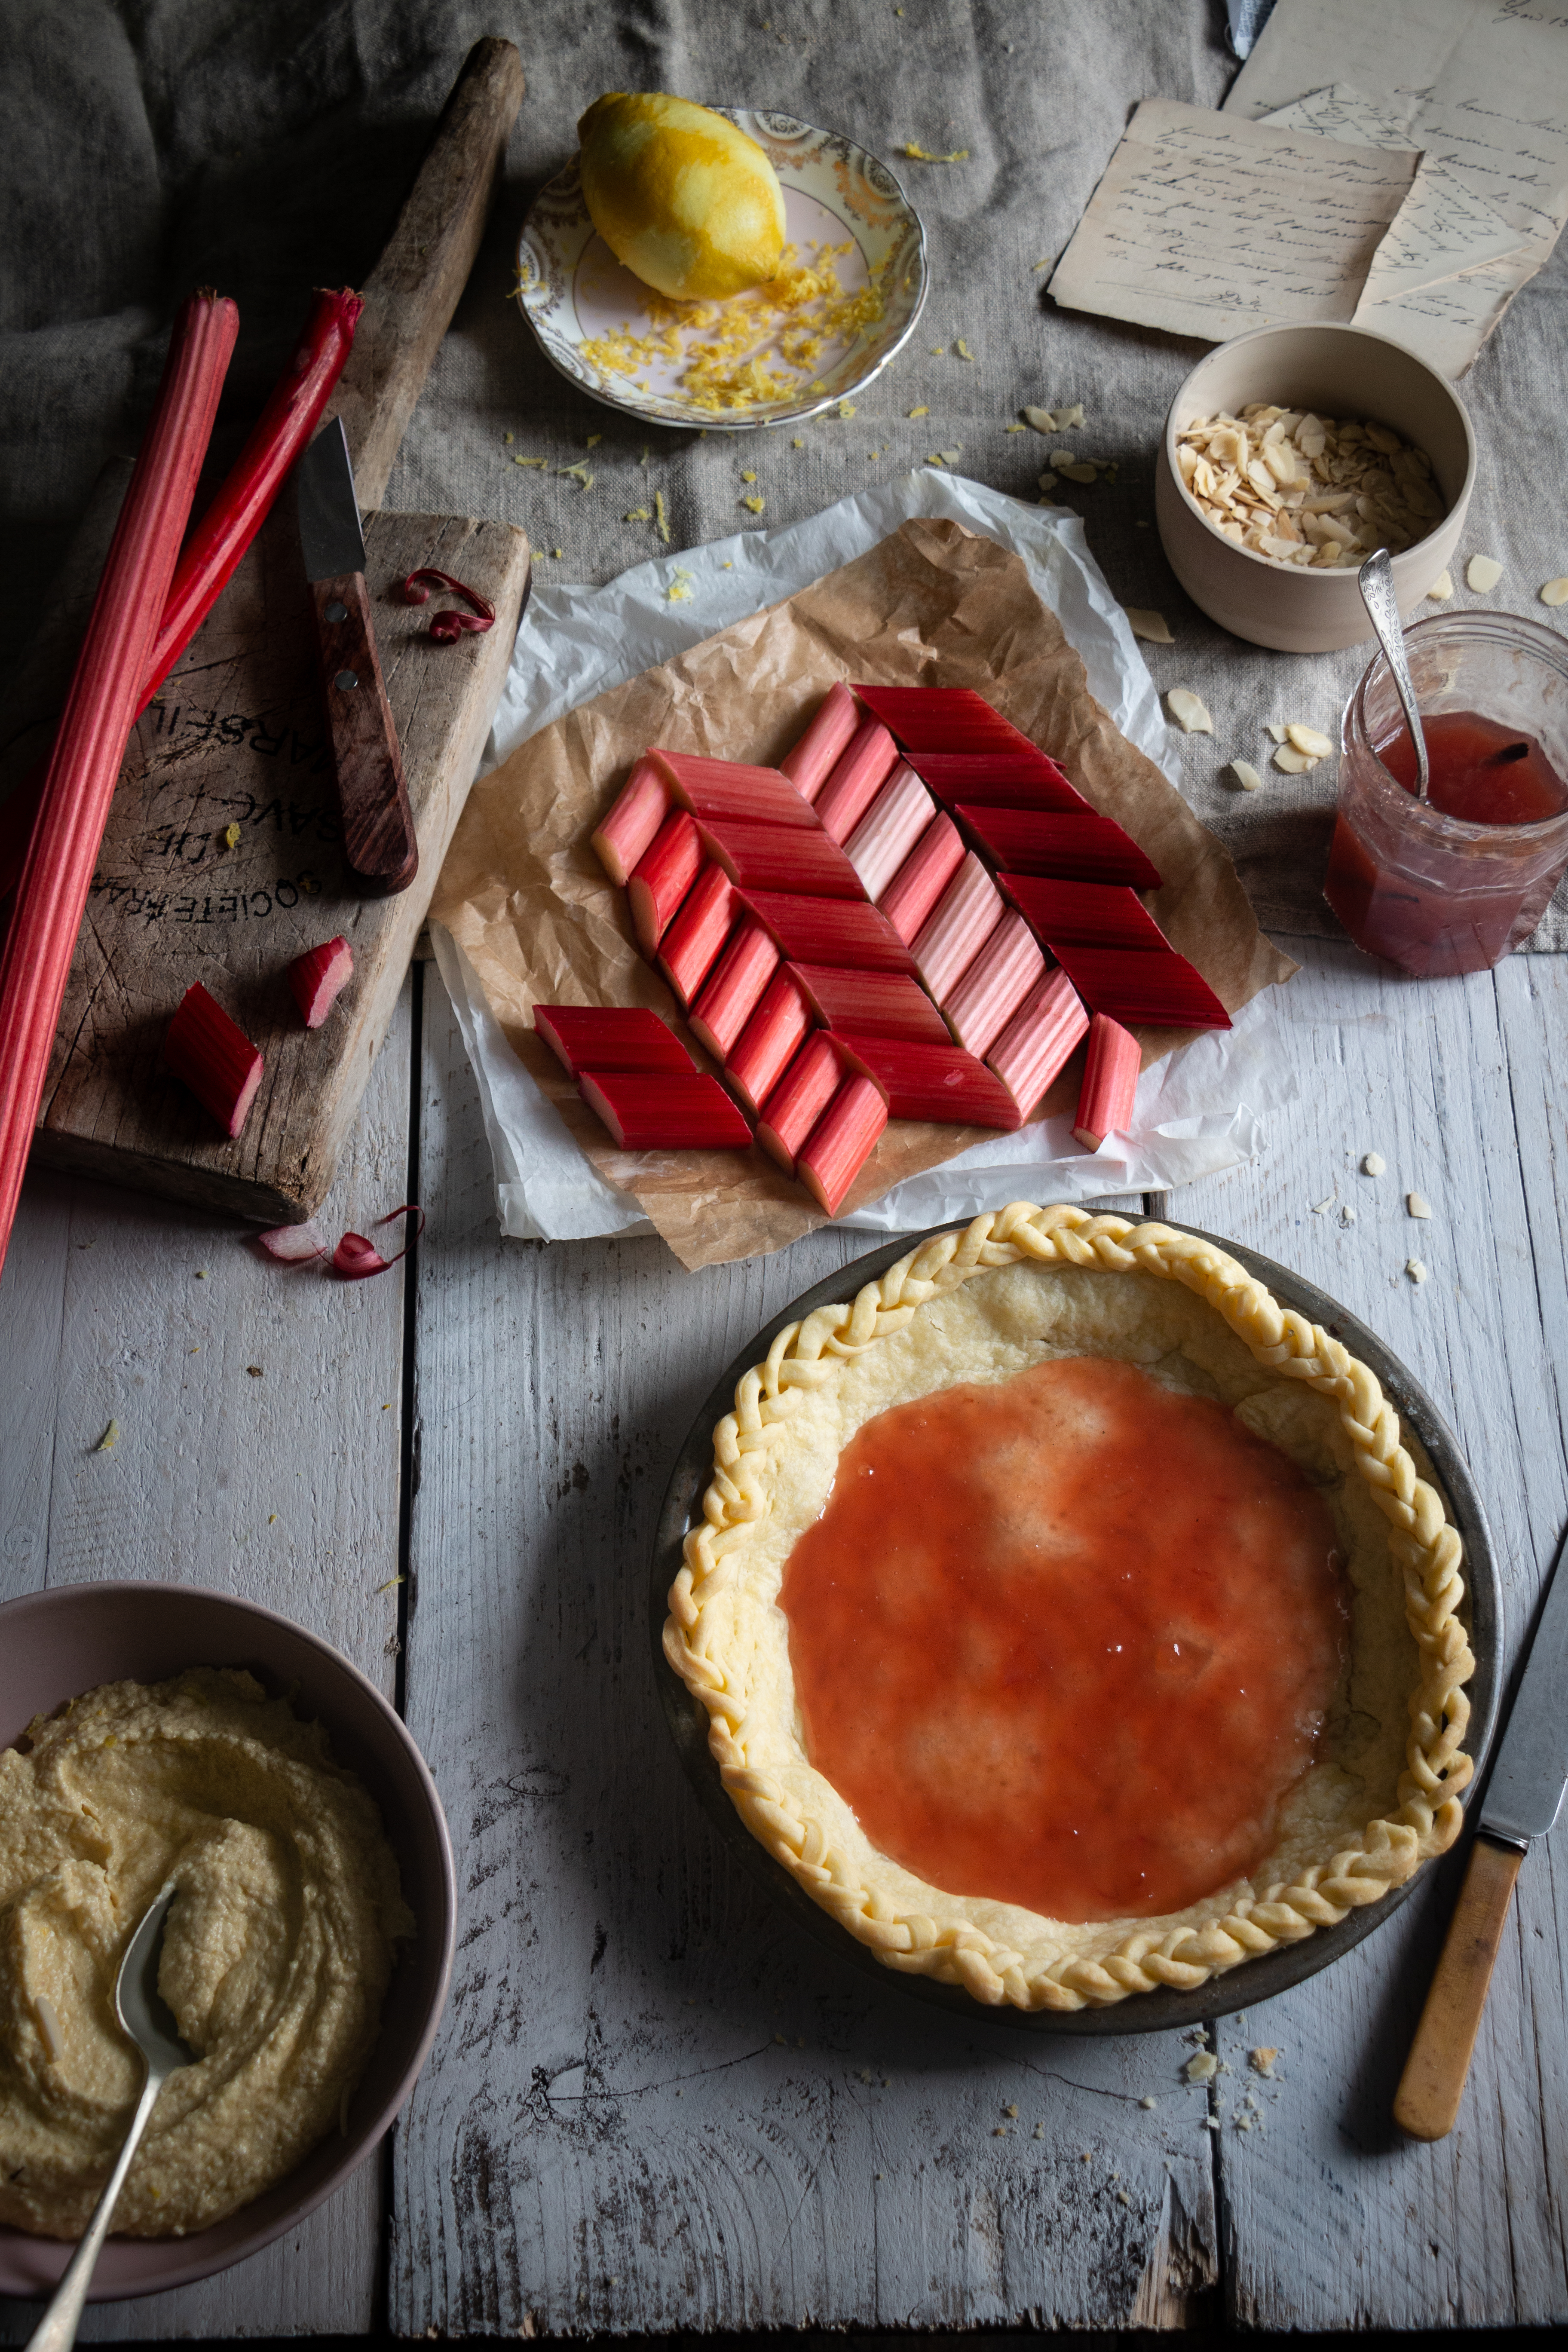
[1155,321,1475,653]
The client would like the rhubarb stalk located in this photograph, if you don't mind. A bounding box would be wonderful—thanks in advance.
[1072,1014,1142,1149]
[853,686,1031,753]
[956,806,1161,890]
[1000,875,1170,952]
[844,764,935,900]
[288,936,354,1029]
[1049,942,1231,1031]
[534,1004,694,1077]
[877,811,965,944]
[757,1031,844,1170]
[814,719,901,844]
[986,968,1089,1119]
[689,918,780,1061]
[652,750,819,829]
[628,808,703,952]
[724,970,812,1115]
[0,289,238,1266]
[911,852,1004,1001]
[592,756,673,887]
[164,981,264,1139]
[833,1032,1023,1130]
[738,892,917,976]
[787,962,949,1044]
[796,1074,888,1216]
[656,862,736,1004]
[695,817,864,900]
[779,680,860,802]
[940,910,1046,1060]
[578,1071,753,1150]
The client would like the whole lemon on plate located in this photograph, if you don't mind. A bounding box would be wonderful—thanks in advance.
[577,92,787,302]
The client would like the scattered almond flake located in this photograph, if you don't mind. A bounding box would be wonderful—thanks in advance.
[625,507,650,522]
[1274,745,1317,774]
[993,2125,1007,2135]
[1124,607,1173,643]
[1466,554,1503,593]
[667,567,696,601]
[1023,405,1055,432]
[585,433,603,448]
[938,447,963,463]
[1057,459,1098,484]
[1166,688,1213,734]
[741,495,766,513]
[1037,475,1058,498]
[512,455,546,467]
[654,492,671,544]
[1362,1152,1386,1176]
[1057,403,1084,428]
[1117,2189,1132,2205]
[1541,576,1568,607]
[1407,1190,1433,1219]
[1286,723,1333,757]
[33,1995,62,2063]
[1004,2103,1018,2118]
[908,405,929,418]
[1427,569,1454,602]
[903,143,969,162]
[1230,759,1264,792]
[740,469,757,482]
[1204,2116,1220,2130]
[955,338,974,360]
[502,431,514,445]
[838,400,857,419]
[1139,2095,1158,2109]
[95,1420,119,1452]
[1340,1203,1357,1226]
[1175,404,1443,567]
[1184,2051,1218,2083]
[1311,1195,1335,1214]
[1265,723,1290,743]
[1235,2116,1253,2133]
[1406,1258,1429,1283]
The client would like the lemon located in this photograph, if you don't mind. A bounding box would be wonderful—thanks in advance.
[577,93,786,302]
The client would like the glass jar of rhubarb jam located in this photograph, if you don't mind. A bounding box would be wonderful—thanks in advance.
[1325,613,1568,977]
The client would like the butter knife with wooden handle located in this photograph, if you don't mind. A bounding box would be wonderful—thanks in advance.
[1394,1518,1568,2140]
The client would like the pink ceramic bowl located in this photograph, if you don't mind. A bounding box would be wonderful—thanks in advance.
[0,1581,454,2303]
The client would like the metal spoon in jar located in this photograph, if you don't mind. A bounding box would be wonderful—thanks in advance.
[1359,548,1431,803]
[26,1885,194,2352]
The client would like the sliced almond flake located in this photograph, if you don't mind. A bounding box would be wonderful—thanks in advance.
[1037,472,1058,493]
[1311,1195,1335,1213]
[1466,554,1503,593]
[1265,723,1289,742]
[1406,1258,1429,1284]
[1023,405,1056,432]
[1124,607,1174,643]
[1057,403,1085,427]
[1057,459,1097,484]
[1274,745,1317,773]
[1540,577,1568,607]
[1407,1191,1433,1219]
[1166,688,1213,734]
[1286,723,1333,757]
[1362,1152,1386,1176]
[1230,759,1263,791]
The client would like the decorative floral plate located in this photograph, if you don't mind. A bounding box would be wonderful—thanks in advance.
[515,110,928,434]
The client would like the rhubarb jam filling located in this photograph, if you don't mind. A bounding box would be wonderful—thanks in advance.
[779,1355,1348,1923]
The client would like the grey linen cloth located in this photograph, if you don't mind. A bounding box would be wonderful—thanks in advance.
[3,0,1564,946]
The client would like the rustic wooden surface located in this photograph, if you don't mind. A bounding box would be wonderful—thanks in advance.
[0,934,1565,2335]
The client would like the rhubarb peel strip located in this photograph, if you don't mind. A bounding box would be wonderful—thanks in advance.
[334,1203,425,1280]
[256,1221,330,1265]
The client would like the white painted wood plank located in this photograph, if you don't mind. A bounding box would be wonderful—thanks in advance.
[391,971,1212,2334]
[0,979,419,2340]
[1173,938,1568,2330]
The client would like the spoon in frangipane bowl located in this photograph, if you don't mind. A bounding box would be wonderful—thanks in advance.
[26,1885,194,2352]
[1358,547,1433,802]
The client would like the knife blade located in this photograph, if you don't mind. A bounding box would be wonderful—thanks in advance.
[1394,1517,1568,2141]
[296,419,419,895]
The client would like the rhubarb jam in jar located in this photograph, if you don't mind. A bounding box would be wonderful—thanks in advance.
[1325,613,1568,976]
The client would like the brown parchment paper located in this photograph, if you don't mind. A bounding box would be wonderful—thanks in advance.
[430,518,1296,1270]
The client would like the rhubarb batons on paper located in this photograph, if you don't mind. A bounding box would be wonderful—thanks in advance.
[654,750,819,828]
[739,892,918,975]
[579,1072,752,1151]
[779,680,860,803]
[986,968,1089,1121]
[688,918,780,1061]
[912,853,1004,1001]
[592,755,673,886]
[814,719,901,844]
[877,810,965,945]
[796,1074,888,1215]
[757,1032,845,1170]
[1073,1014,1142,1149]
[724,970,812,1116]
[843,765,935,900]
[656,863,736,1004]
[628,808,703,951]
[940,909,1046,1060]
[534,1004,694,1077]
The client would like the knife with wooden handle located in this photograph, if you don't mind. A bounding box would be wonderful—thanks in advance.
[1394,1518,1568,2140]
[297,416,418,895]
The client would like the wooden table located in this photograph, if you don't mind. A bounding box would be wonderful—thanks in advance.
[2,934,1565,2339]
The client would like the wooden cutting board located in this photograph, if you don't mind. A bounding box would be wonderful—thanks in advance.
[14,37,530,1225]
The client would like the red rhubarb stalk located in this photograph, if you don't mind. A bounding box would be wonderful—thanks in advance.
[956,806,1161,890]
[724,970,812,1115]
[787,962,949,1044]
[833,1032,1023,1130]
[656,863,736,1004]
[592,756,673,887]
[0,290,238,1266]
[578,1071,753,1150]
[814,719,901,844]
[533,1004,694,1077]
[695,817,864,900]
[877,810,965,944]
[738,892,917,976]
[1000,875,1170,952]
[907,750,1093,815]
[912,852,1004,1001]
[779,680,860,802]
[288,936,354,1029]
[796,1074,888,1216]
[1072,1014,1142,1149]
[852,686,1032,753]
[628,808,703,952]
[756,1031,844,1170]
[652,751,819,830]
[844,764,935,900]
[164,981,264,1139]
[940,909,1046,1060]
[1049,943,1232,1031]
[986,968,1089,1119]
[689,919,781,1061]
[334,1202,425,1280]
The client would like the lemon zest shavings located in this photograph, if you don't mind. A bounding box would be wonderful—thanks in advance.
[654,491,671,544]
[903,143,969,162]
[666,567,695,603]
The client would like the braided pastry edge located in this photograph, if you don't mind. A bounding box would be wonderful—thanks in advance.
[662,1204,1475,2010]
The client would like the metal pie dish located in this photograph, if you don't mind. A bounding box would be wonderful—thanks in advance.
[0,1581,455,2299]
[515,108,928,432]
[651,1220,1500,2035]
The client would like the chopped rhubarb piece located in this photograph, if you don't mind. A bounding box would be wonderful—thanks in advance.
[1073,1014,1142,1149]
[787,962,949,1044]
[912,852,1004,1001]
[164,983,263,1139]
[652,750,819,829]
[1050,943,1232,1030]
[852,686,1032,753]
[833,1032,1023,1130]
[844,764,935,899]
[738,892,917,975]
[986,968,1090,1119]
[956,806,1161,890]
[534,1005,694,1078]
[689,919,781,1061]
[579,1070,752,1151]
[725,970,812,1115]
[940,910,1046,1060]
[780,680,861,803]
[257,1220,329,1265]
[695,817,864,899]
[592,756,672,886]
[757,1031,845,1170]
[907,750,1093,815]
[1000,875,1170,952]
[334,1203,425,1280]
[288,936,354,1029]
[814,719,901,844]
[797,1074,888,1216]
[628,808,703,952]
[655,862,735,1004]
[878,808,966,944]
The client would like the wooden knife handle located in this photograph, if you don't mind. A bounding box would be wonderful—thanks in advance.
[1393,1833,1522,2142]
[325,37,525,508]
[310,573,419,896]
